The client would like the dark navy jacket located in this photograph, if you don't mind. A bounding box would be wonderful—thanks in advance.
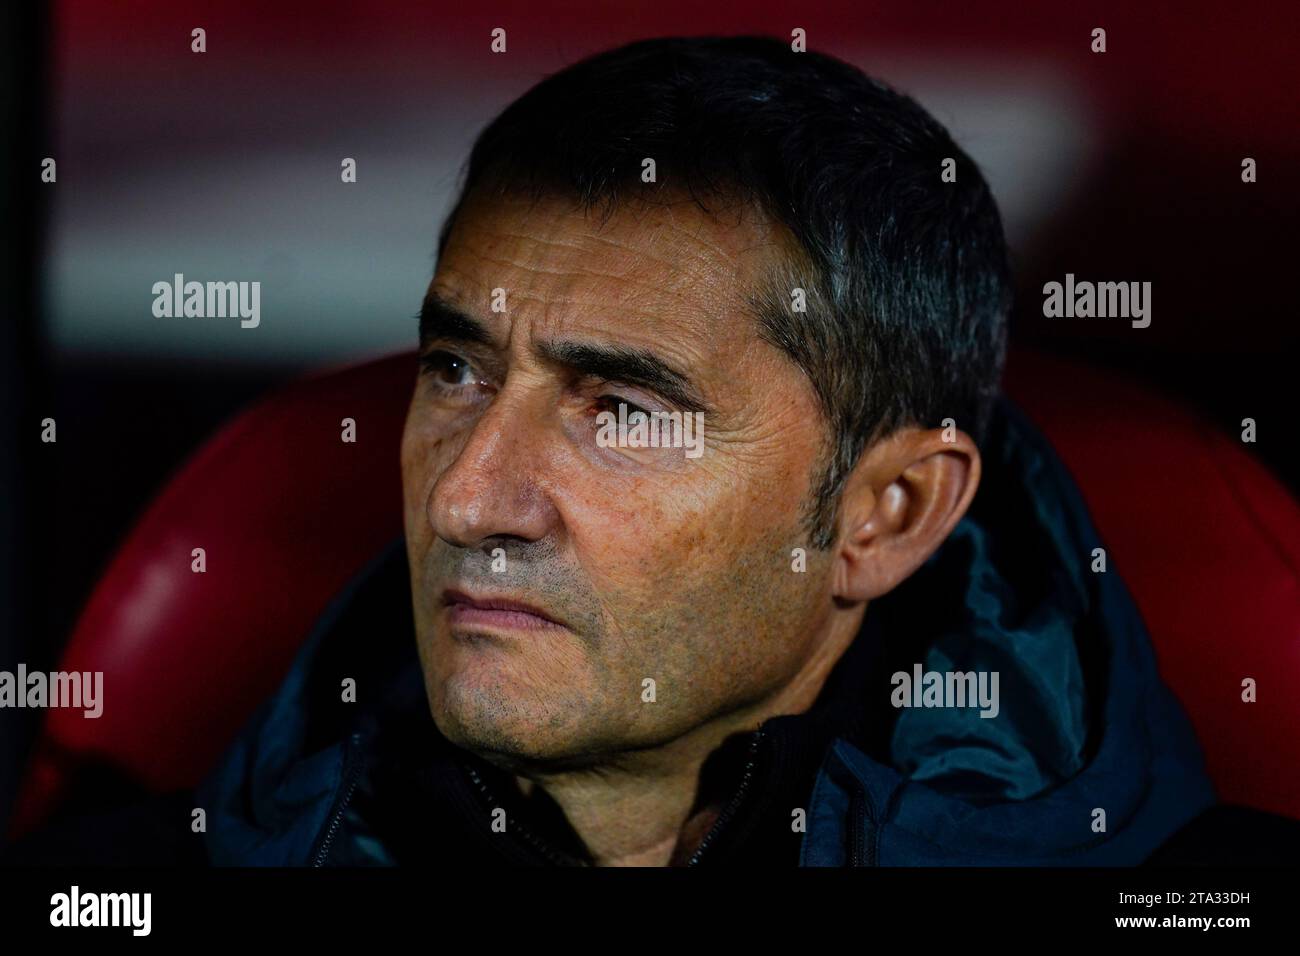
[195,396,1218,866]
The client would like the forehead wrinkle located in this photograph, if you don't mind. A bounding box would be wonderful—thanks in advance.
[465,196,760,284]
[478,191,734,260]
[483,226,630,263]
[465,226,736,300]
[510,290,714,372]
[654,199,779,265]
[450,233,748,328]
[477,230,639,286]
[579,222,732,282]
[659,217,740,267]
[456,188,773,276]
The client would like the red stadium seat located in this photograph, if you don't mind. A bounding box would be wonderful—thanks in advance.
[9,348,1300,836]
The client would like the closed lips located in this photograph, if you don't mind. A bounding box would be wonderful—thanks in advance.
[443,589,566,628]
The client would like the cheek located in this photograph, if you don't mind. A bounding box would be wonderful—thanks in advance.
[400,417,440,537]
[567,469,784,618]
[569,489,708,592]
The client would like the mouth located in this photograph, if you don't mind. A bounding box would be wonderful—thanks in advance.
[441,587,568,633]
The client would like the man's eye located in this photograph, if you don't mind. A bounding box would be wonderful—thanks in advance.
[419,350,479,389]
[593,395,652,419]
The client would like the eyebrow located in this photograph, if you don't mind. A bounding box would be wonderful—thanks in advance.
[419,293,495,349]
[418,293,715,416]
[534,340,713,416]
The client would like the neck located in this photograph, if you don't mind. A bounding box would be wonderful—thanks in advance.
[510,606,867,866]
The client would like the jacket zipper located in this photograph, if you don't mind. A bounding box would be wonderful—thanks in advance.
[463,763,590,866]
[685,729,766,866]
[847,783,876,866]
[312,732,366,867]
[312,728,770,866]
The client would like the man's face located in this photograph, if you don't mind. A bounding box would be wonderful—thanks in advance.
[401,191,836,771]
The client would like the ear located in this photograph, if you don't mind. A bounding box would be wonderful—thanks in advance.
[831,426,982,603]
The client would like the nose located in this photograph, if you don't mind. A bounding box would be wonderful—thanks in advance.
[427,386,558,549]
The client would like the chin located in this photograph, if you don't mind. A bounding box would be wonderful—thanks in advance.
[433,676,632,775]
[430,666,564,753]
[422,628,620,758]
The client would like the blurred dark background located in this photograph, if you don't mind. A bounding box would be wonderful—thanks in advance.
[2,0,1297,829]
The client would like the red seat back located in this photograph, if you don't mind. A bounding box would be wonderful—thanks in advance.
[1003,350,1300,819]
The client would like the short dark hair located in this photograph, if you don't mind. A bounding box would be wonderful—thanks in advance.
[436,35,1012,550]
